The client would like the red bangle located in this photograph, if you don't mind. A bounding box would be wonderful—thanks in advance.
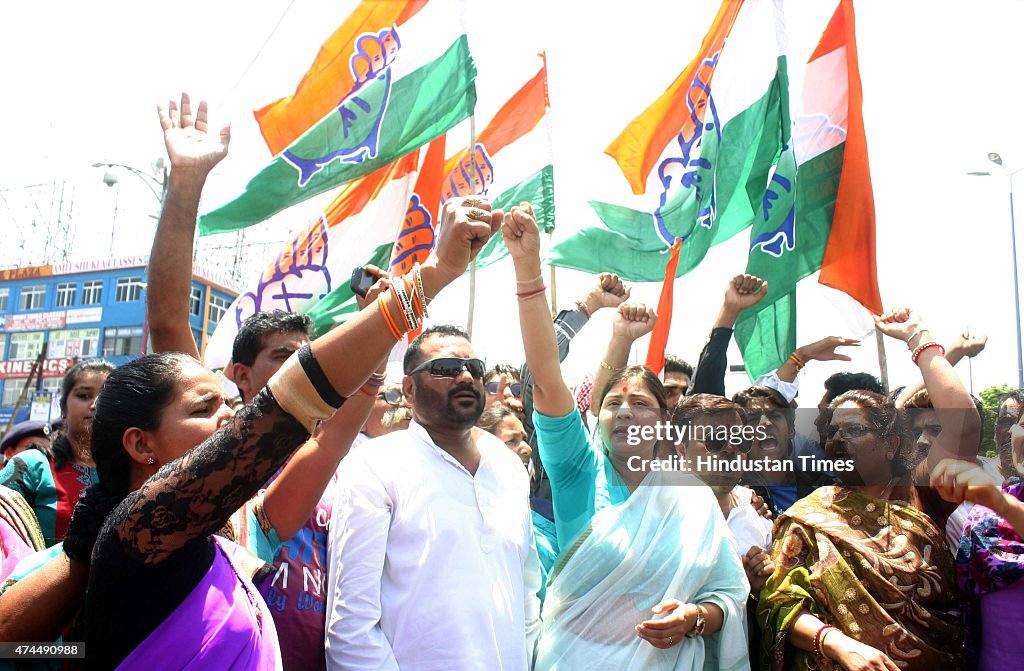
[516,285,546,298]
[812,624,834,657]
[911,341,944,364]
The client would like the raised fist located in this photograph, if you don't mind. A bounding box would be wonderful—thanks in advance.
[612,303,657,341]
[723,274,768,312]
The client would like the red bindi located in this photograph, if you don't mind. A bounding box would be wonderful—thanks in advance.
[621,385,629,393]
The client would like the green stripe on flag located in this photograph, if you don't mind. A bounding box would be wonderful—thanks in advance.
[470,165,555,272]
[734,142,845,378]
[199,36,477,236]
[549,57,789,282]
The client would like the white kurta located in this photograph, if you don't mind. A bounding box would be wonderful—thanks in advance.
[325,420,541,670]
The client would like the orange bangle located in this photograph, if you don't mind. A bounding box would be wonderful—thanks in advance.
[378,295,404,341]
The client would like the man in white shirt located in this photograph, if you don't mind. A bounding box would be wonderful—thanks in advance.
[326,325,541,671]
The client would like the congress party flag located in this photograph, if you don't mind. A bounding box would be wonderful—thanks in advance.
[201,153,420,369]
[306,59,554,334]
[734,0,882,378]
[453,60,554,271]
[254,0,429,156]
[548,0,789,281]
[198,34,476,236]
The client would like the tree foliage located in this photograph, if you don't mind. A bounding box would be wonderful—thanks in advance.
[978,384,1014,458]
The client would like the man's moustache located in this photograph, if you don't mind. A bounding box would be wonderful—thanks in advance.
[448,384,483,402]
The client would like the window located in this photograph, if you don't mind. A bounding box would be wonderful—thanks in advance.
[48,328,100,358]
[115,276,144,303]
[56,282,76,308]
[102,326,144,358]
[207,295,231,324]
[18,285,46,310]
[8,332,45,360]
[0,287,8,312]
[190,287,203,317]
[82,280,103,305]
[41,378,62,395]
[2,380,28,408]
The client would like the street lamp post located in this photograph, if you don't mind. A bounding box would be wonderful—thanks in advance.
[91,159,167,359]
[969,153,1024,388]
[91,159,168,204]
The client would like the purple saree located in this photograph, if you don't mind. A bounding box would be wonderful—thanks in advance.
[116,537,281,670]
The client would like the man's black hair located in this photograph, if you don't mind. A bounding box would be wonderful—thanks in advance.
[999,388,1024,406]
[231,310,314,367]
[823,371,884,404]
[485,363,521,382]
[404,324,472,374]
[664,355,694,379]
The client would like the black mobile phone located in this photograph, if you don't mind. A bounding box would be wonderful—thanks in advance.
[350,266,376,298]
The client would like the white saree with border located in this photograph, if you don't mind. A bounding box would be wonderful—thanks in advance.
[535,472,750,670]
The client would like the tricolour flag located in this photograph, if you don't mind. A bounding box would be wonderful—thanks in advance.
[547,0,789,282]
[444,58,554,271]
[202,60,556,358]
[306,60,555,332]
[734,0,882,378]
[201,153,420,369]
[198,33,476,236]
[253,0,428,156]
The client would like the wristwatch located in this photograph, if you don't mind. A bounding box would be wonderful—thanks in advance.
[686,604,706,638]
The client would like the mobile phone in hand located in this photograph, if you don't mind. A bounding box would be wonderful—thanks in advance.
[350,266,376,298]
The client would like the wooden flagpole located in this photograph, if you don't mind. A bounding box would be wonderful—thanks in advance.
[540,50,557,317]
[875,326,890,393]
[467,114,478,338]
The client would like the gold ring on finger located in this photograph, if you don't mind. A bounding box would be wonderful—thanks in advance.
[463,197,487,208]
[467,208,490,222]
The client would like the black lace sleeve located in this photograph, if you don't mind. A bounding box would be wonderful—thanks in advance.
[109,387,309,565]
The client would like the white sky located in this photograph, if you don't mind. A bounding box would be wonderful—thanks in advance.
[2,0,1024,405]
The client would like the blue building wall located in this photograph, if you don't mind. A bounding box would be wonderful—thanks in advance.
[0,260,237,428]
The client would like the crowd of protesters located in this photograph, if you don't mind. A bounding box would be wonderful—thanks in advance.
[1,95,1022,671]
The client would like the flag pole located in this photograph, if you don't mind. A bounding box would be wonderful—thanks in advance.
[467,114,478,339]
[548,245,557,317]
[540,50,557,317]
[874,326,890,393]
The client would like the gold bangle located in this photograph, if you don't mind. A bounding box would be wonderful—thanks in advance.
[599,360,615,371]
[516,272,544,285]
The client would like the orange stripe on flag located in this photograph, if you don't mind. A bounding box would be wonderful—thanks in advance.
[816,0,883,314]
[442,64,548,180]
[604,0,744,195]
[437,64,548,203]
[390,136,447,276]
[253,0,428,156]
[645,239,682,376]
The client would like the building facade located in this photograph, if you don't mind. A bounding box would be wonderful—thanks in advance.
[0,256,238,429]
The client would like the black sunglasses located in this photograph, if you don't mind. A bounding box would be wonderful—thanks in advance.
[409,357,486,379]
[704,436,752,455]
[378,387,404,405]
[486,381,523,397]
